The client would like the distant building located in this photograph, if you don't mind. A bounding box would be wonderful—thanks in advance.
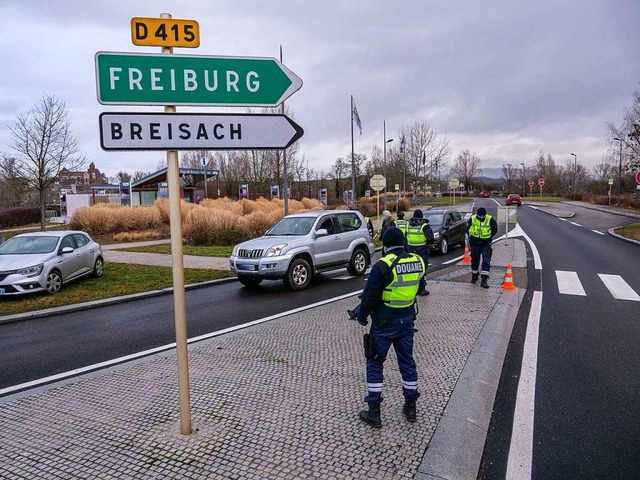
[59,162,107,193]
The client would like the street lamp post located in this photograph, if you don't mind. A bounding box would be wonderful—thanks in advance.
[383,120,393,210]
[613,138,623,206]
[570,153,577,200]
[479,169,484,193]
[520,162,525,196]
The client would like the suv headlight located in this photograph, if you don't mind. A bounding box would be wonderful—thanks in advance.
[265,243,287,257]
[232,245,239,257]
[16,264,44,277]
[433,232,440,239]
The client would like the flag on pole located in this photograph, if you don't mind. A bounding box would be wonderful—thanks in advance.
[351,96,363,135]
[400,135,406,153]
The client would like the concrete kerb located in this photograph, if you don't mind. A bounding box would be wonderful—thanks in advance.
[607,227,640,246]
[416,287,523,480]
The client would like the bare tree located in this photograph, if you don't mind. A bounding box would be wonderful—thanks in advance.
[9,94,85,230]
[0,155,29,206]
[116,171,131,183]
[451,150,481,192]
[132,170,149,182]
[501,163,518,190]
[592,158,617,183]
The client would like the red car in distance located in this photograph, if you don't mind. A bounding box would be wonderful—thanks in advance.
[506,193,522,206]
[479,191,491,198]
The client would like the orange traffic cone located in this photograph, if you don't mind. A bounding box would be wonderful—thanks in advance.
[501,264,516,290]
[461,240,471,264]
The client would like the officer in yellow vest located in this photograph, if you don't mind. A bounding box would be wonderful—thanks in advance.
[355,227,426,428]
[467,207,498,288]
[405,209,434,295]
[392,211,409,236]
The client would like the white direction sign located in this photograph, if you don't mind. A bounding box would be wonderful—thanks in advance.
[449,178,460,189]
[370,174,386,192]
[99,112,303,151]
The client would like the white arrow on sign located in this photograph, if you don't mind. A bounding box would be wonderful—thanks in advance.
[99,112,304,151]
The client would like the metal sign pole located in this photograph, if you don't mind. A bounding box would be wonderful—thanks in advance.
[161,12,192,436]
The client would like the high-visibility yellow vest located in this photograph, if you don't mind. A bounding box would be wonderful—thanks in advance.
[468,214,493,239]
[406,222,427,247]
[394,219,409,236]
[379,253,425,309]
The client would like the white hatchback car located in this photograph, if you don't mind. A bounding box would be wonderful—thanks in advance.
[0,231,104,295]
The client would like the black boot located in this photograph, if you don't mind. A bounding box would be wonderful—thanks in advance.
[480,275,489,288]
[403,400,417,422]
[471,273,479,284]
[359,403,381,428]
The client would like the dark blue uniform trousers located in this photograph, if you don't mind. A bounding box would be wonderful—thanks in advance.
[365,313,419,405]
[470,242,492,276]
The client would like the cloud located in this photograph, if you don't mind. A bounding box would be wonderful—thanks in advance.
[0,0,638,180]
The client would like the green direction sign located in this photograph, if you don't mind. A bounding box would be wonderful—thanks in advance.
[95,51,303,107]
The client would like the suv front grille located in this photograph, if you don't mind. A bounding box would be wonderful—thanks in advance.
[238,249,264,258]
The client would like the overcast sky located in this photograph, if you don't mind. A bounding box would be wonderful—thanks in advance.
[1,0,638,179]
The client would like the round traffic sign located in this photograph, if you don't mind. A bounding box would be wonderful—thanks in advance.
[449,178,460,189]
[636,170,640,185]
[370,174,386,192]
[538,178,545,187]
[528,180,534,187]
[201,157,208,167]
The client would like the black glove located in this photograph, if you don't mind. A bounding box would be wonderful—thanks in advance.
[356,315,368,327]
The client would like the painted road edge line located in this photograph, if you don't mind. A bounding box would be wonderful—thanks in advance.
[0,290,362,397]
[591,230,605,235]
[506,290,543,480]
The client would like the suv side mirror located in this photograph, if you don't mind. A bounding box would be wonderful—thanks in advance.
[315,228,328,238]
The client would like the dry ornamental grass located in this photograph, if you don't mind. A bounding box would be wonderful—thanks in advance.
[69,196,325,245]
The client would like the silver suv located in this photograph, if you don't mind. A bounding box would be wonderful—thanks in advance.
[229,210,375,290]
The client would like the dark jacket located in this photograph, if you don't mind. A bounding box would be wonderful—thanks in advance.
[356,247,422,324]
[466,216,498,245]
[407,218,435,246]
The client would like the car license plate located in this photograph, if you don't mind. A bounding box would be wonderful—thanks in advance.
[237,264,257,271]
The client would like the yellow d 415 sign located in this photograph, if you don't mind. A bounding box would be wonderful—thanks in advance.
[131,17,200,48]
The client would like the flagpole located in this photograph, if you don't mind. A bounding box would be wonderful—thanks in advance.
[351,96,356,209]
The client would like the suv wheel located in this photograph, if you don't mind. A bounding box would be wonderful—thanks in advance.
[238,276,263,287]
[439,237,449,255]
[347,248,368,276]
[284,258,312,291]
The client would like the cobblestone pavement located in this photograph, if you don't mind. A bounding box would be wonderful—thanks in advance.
[0,280,504,479]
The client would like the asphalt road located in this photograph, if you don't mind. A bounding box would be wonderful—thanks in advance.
[480,202,640,479]
[0,224,492,394]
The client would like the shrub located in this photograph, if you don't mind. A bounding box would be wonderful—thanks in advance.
[0,207,41,229]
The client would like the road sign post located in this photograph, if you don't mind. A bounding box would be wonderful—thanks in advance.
[448,178,460,205]
[201,156,208,199]
[528,180,534,198]
[538,178,545,200]
[370,174,386,218]
[95,51,303,107]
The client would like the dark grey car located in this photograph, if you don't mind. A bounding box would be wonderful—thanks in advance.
[422,209,468,255]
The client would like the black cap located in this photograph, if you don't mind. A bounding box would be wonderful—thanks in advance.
[413,209,423,219]
[382,227,405,248]
[477,207,487,216]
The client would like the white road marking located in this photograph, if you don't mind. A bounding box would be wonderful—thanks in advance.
[528,206,539,210]
[444,255,463,265]
[0,290,364,397]
[501,224,543,270]
[570,221,582,227]
[598,274,640,302]
[591,230,605,235]
[556,270,586,296]
[507,290,543,480]
[559,218,568,222]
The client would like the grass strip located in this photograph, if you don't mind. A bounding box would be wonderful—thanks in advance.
[614,222,640,241]
[117,244,233,257]
[0,263,234,317]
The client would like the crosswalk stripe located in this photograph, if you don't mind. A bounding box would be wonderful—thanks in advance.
[598,274,640,301]
[591,230,605,235]
[556,270,586,296]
